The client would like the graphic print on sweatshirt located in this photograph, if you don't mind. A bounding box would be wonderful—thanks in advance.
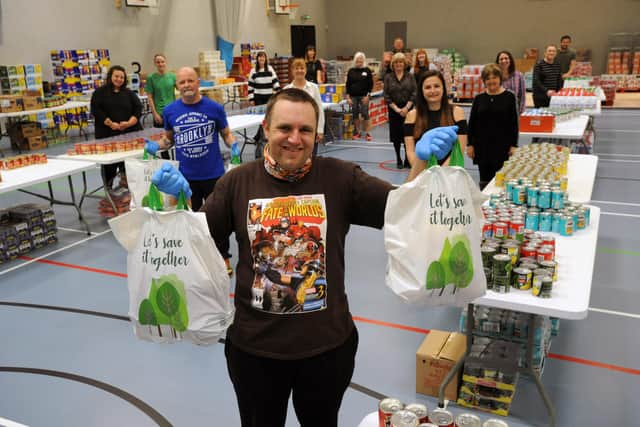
[172,112,218,160]
[247,194,327,314]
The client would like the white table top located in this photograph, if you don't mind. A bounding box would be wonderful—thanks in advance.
[0,101,90,119]
[482,154,598,204]
[474,206,600,320]
[520,114,590,139]
[227,114,264,131]
[56,149,145,165]
[0,158,96,194]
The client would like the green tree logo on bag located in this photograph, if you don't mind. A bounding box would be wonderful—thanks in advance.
[138,274,189,337]
[426,234,473,295]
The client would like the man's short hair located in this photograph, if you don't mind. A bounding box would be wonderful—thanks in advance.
[264,88,320,129]
[561,35,572,42]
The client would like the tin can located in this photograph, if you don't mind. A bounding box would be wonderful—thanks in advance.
[520,262,538,272]
[501,240,520,265]
[455,413,482,427]
[539,212,552,232]
[526,186,538,207]
[551,189,564,209]
[482,220,494,239]
[418,424,437,427]
[536,247,553,263]
[482,420,509,427]
[505,179,517,195]
[540,244,555,259]
[492,222,508,240]
[481,246,496,269]
[560,176,568,191]
[508,218,525,241]
[379,398,404,427]
[559,214,574,236]
[390,409,419,427]
[489,194,501,208]
[582,205,591,226]
[539,260,557,281]
[520,245,537,259]
[492,254,512,293]
[525,211,539,231]
[542,235,555,250]
[429,408,454,427]
[538,188,551,209]
[512,185,526,205]
[576,209,586,230]
[404,403,428,424]
[495,170,505,187]
[552,212,563,233]
[512,267,532,290]
[532,271,552,297]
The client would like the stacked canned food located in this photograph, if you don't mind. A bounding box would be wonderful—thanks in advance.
[488,181,591,237]
[378,398,508,427]
[494,143,569,189]
[481,223,558,298]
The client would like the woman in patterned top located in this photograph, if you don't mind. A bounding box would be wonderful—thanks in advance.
[496,50,526,113]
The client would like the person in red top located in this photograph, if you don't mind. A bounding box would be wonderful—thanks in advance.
[151,88,458,427]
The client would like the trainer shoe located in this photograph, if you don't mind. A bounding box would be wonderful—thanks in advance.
[365,133,372,141]
[352,133,360,140]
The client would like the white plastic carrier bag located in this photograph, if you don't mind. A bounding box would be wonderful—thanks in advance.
[125,155,179,209]
[384,151,489,306]
[109,187,234,345]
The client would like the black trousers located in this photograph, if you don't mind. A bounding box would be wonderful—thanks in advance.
[478,156,507,190]
[188,177,219,212]
[388,107,406,162]
[224,328,358,427]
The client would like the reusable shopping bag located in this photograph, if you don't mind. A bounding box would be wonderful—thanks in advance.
[124,151,179,209]
[384,142,489,306]
[109,186,234,345]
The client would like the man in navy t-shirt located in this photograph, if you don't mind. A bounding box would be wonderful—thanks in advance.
[146,66,236,211]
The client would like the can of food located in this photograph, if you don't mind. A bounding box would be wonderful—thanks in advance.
[539,211,552,232]
[520,245,536,259]
[418,424,437,427]
[576,209,586,230]
[492,254,512,293]
[532,271,552,297]
[539,260,557,281]
[560,176,568,191]
[552,212,563,233]
[538,188,551,209]
[489,194,501,208]
[455,413,482,427]
[404,403,428,424]
[512,185,526,205]
[481,246,497,269]
[526,186,538,207]
[492,222,508,240]
[512,267,532,290]
[505,179,518,195]
[508,218,525,241]
[482,419,509,427]
[390,409,419,427]
[525,211,539,231]
[495,170,505,187]
[582,205,591,226]
[501,240,520,265]
[482,220,494,239]
[379,398,404,427]
[542,235,555,250]
[552,189,564,209]
[535,247,552,264]
[429,408,454,427]
[559,214,574,236]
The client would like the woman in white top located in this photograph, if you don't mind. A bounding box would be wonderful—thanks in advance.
[285,58,324,151]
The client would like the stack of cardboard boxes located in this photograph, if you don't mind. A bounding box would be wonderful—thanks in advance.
[454,65,484,100]
[7,122,47,151]
[0,204,58,265]
[50,49,110,96]
[606,50,631,74]
[0,64,44,96]
[198,50,227,82]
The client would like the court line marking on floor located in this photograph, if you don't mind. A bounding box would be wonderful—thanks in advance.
[56,226,99,234]
[601,211,640,218]
[591,200,640,207]
[0,229,112,278]
[595,153,640,158]
[597,247,640,256]
[546,353,640,376]
[598,159,640,163]
[588,307,640,319]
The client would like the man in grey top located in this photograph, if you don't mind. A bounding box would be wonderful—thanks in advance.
[556,35,577,79]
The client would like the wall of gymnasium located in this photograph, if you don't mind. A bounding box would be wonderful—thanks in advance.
[0,0,328,81]
[324,0,640,74]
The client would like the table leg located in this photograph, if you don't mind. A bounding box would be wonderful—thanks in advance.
[47,181,55,206]
[100,165,118,215]
[67,175,91,235]
[79,171,89,210]
[526,314,556,426]
[438,303,474,407]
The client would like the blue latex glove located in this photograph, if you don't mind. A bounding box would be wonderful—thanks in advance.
[151,163,192,199]
[230,142,240,158]
[415,125,459,161]
[144,139,160,155]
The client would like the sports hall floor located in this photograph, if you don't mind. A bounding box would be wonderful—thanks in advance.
[0,107,639,427]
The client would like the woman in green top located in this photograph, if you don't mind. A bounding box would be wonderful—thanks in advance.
[146,54,176,159]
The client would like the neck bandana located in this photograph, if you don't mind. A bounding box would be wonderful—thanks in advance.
[263,144,312,182]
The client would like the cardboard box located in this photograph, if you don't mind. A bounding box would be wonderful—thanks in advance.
[22,136,47,151]
[22,95,44,111]
[0,95,23,112]
[416,330,466,401]
[519,115,555,133]
[20,122,43,138]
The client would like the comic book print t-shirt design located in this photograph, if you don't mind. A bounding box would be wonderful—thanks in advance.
[247,195,327,314]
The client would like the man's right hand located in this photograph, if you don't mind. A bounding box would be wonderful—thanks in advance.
[145,139,160,155]
[151,163,192,199]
